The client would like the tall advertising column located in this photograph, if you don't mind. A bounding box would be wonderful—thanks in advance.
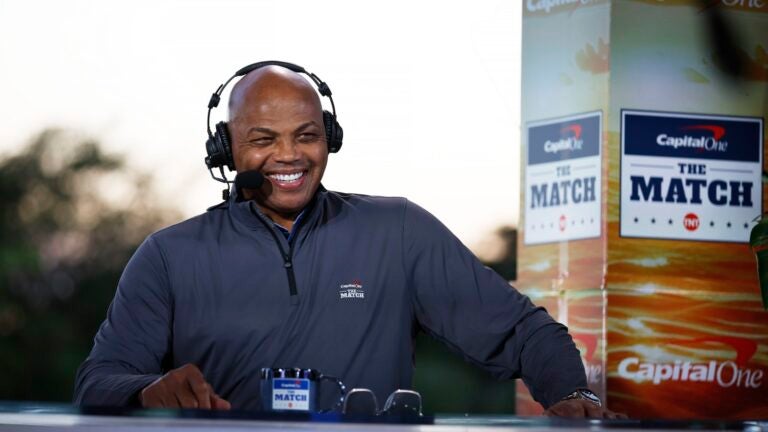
[517,0,768,419]
[516,0,611,415]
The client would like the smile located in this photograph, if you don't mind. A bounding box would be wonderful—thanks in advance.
[267,170,307,192]
[268,171,306,184]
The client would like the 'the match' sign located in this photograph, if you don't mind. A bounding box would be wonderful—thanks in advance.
[272,378,311,411]
[524,111,602,245]
[620,110,763,243]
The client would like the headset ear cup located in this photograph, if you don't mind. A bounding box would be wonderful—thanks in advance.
[323,110,343,153]
[215,121,235,170]
[205,135,219,169]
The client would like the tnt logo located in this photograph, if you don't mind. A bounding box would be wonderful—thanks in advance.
[683,213,700,231]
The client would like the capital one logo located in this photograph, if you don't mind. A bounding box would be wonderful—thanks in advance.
[617,337,764,389]
[543,123,584,154]
[656,124,729,153]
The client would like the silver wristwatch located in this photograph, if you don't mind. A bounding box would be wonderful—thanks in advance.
[561,388,602,407]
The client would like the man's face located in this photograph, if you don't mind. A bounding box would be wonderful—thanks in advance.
[229,85,328,223]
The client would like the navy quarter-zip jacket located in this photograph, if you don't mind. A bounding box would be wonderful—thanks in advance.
[74,188,587,410]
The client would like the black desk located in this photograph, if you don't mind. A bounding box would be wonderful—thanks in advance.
[0,403,765,431]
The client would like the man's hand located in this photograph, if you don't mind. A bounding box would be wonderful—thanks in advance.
[544,399,627,418]
[139,364,231,410]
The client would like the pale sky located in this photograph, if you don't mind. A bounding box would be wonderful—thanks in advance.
[0,0,522,250]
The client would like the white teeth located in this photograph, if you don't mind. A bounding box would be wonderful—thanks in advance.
[270,172,304,182]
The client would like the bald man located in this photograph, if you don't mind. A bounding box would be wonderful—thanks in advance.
[74,65,622,418]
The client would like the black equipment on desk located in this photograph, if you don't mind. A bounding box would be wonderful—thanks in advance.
[342,388,379,416]
[340,388,423,418]
[381,389,423,418]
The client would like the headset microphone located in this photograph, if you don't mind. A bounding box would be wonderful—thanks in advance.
[234,170,265,201]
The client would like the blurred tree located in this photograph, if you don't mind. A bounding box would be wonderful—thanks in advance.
[0,129,179,401]
[484,227,517,282]
[413,226,518,414]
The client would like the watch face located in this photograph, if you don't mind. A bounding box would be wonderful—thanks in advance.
[579,389,602,406]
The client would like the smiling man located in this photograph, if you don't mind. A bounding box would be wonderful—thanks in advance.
[74,64,623,418]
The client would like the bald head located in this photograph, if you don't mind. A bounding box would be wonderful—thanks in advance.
[228,65,323,124]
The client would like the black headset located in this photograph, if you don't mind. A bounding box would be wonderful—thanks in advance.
[204,60,343,184]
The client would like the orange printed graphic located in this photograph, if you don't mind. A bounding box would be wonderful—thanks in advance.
[575,38,609,74]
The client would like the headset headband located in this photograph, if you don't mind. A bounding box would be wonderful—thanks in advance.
[205,60,337,143]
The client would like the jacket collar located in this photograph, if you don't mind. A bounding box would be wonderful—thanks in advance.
[225,184,327,236]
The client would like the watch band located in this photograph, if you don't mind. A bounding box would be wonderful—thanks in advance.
[561,388,602,407]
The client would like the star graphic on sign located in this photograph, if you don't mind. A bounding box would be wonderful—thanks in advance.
[727,222,732,228]
[744,223,749,229]
[651,218,656,224]
[634,217,638,223]
[710,221,715,227]
[668,219,673,225]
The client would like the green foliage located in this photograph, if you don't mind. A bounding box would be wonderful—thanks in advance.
[413,334,517,414]
[0,129,178,401]
[485,227,517,282]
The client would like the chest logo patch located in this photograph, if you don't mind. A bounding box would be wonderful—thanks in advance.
[339,279,365,299]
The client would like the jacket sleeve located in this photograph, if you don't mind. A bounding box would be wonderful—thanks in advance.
[73,235,171,407]
[403,200,587,409]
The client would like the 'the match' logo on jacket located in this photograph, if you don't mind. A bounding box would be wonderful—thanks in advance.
[339,279,365,299]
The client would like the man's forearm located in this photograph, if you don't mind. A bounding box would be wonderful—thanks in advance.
[519,314,588,408]
[73,360,161,407]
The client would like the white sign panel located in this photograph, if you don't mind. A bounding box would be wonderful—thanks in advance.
[524,111,602,245]
[272,378,311,411]
[620,110,763,243]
